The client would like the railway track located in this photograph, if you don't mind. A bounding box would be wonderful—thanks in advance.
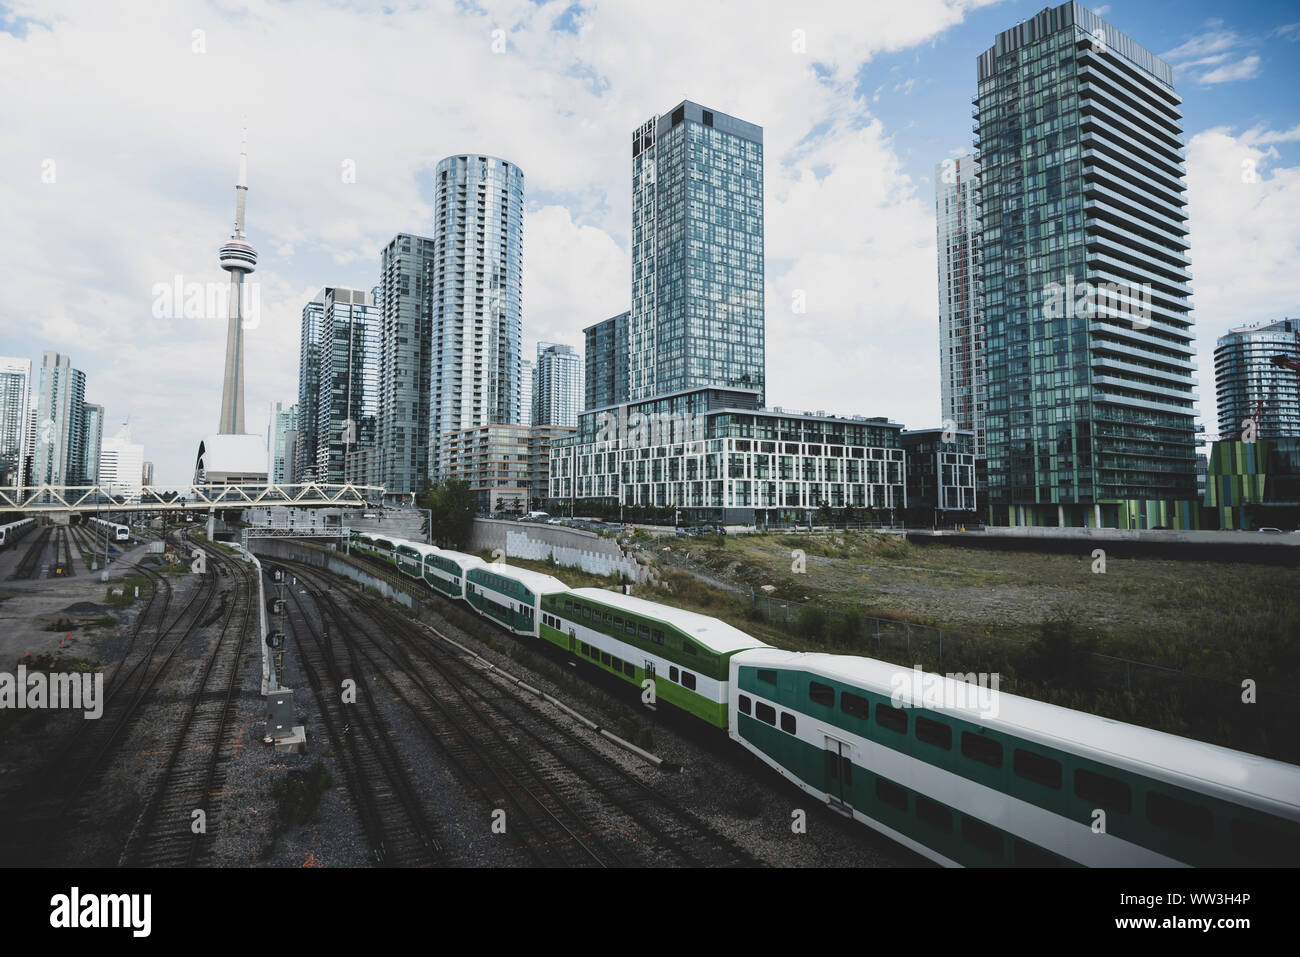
[0,532,231,865]
[9,524,51,579]
[119,542,256,866]
[281,557,760,867]
[280,574,446,866]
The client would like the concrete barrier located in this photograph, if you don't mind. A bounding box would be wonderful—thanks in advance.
[471,518,645,582]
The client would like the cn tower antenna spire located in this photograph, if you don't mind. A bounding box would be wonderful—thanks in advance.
[217,125,258,435]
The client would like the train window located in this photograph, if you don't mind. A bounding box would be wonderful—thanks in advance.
[681,672,697,691]
[1014,749,1062,789]
[565,599,573,609]
[960,732,1003,769]
[916,796,951,833]
[755,702,776,725]
[651,629,665,645]
[738,695,752,715]
[809,682,834,707]
[601,653,611,666]
[841,692,871,720]
[962,816,1004,857]
[1230,818,1300,866]
[638,625,650,638]
[1146,792,1213,840]
[603,613,612,624]
[625,621,635,635]
[582,608,591,620]
[612,656,622,670]
[915,716,952,750]
[614,617,624,628]
[875,777,907,811]
[875,703,907,734]
[757,669,777,685]
[623,661,635,677]
[1074,769,1131,813]
[1014,839,1065,867]
[670,667,679,682]
[580,642,589,655]
[682,640,696,656]
[780,712,796,734]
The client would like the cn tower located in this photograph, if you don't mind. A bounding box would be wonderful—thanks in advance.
[217,131,257,434]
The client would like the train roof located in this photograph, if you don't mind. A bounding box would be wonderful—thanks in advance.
[428,548,487,570]
[569,588,770,655]
[472,562,569,594]
[395,541,440,558]
[731,648,1300,818]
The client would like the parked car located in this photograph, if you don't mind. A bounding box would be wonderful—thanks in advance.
[1258,527,1283,533]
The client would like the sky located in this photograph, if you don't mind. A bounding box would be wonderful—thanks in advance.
[1,0,1297,485]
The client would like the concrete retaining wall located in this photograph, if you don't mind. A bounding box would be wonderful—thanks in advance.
[250,539,423,611]
[471,518,645,582]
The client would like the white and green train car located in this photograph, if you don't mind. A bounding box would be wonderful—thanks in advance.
[730,648,1300,867]
[422,548,486,600]
[395,541,439,579]
[350,531,398,566]
[539,588,769,729]
[464,563,569,636]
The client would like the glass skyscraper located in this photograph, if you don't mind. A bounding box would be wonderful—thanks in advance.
[1213,319,1300,440]
[313,286,381,484]
[429,154,524,478]
[297,296,323,482]
[584,311,629,411]
[81,402,103,486]
[0,357,31,491]
[630,101,764,404]
[935,154,985,459]
[533,342,583,428]
[975,2,1197,528]
[31,351,87,493]
[379,232,436,496]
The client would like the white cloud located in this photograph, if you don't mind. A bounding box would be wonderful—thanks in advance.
[1199,54,1261,84]
[1162,28,1262,85]
[0,0,997,483]
[1185,126,1300,435]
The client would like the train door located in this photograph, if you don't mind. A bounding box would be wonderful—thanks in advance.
[644,661,657,709]
[823,736,853,811]
[568,628,577,655]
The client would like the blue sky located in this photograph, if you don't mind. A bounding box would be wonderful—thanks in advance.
[1,0,1296,484]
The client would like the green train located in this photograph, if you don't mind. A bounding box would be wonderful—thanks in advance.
[345,530,1300,867]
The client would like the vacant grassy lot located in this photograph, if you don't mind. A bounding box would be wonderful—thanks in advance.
[497,532,1295,761]
[657,531,1300,682]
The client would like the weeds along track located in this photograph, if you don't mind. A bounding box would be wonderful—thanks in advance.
[280,557,759,867]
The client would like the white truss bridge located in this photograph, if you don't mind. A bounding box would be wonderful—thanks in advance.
[1,483,386,515]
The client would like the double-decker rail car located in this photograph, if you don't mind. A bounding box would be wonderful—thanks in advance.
[395,541,439,579]
[351,531,398,565]
[465,563,568,636]
[0,517,35,549]
[540,588,769,728]
[421,548,485,600]
[326,529,1300,868]
[90,517,130,542]
[728,648,1300,867]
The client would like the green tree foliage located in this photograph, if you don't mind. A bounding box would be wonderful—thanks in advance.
[417,478,476,548]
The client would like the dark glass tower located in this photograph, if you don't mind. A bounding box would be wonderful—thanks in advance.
[630,101,764,404]
[975,3,1197,528]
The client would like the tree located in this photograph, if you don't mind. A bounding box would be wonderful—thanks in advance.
[417,478,476,548]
